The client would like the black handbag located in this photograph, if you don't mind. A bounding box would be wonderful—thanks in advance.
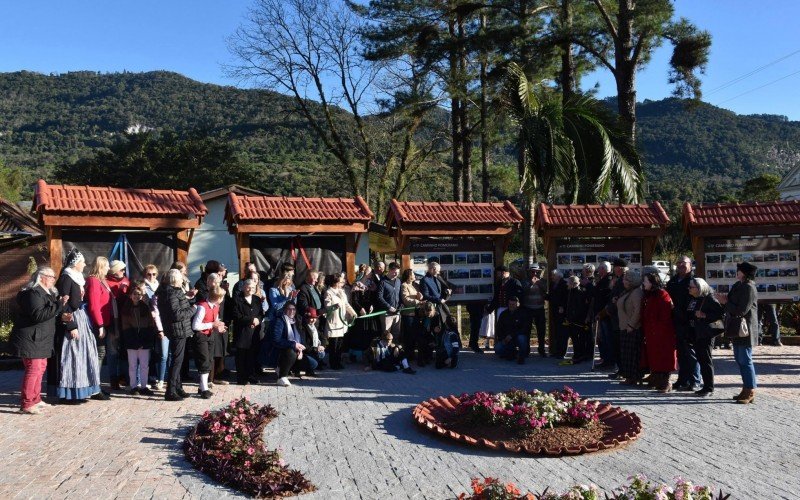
[723,315,749,339]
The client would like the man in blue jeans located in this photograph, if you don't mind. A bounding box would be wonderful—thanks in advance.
[494,296,532,364]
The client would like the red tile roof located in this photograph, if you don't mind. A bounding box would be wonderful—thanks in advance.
[388,200,524,225]
[226,194,374,223]
[33,180,207,218]
[684,201,800,228]
[536,202,670,230]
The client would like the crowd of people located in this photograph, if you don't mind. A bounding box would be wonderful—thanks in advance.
[490,256,761,403]
[9,249,769,414]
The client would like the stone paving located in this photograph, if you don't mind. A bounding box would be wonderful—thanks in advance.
[0,345,798,499]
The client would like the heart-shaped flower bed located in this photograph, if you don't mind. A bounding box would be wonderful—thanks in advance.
[412,386,641,456]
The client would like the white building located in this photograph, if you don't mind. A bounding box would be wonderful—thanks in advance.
[778,163,800,200]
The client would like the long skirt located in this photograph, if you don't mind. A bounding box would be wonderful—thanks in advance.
[618,328,643,380]
[57,308,101,400]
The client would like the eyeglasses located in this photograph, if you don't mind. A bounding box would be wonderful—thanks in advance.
[146,273,158,277]
[41,274,56,279]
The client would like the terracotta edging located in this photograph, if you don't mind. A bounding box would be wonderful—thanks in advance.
[412,394,642,456]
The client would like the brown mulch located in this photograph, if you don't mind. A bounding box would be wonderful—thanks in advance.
[442,413,608,451]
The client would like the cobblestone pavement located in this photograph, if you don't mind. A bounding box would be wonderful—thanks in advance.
[0,345,798,499]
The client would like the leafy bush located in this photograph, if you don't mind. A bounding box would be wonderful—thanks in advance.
[184,397,314,498]
[0,321,13,344]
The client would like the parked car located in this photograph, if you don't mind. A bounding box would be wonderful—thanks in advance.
[651,260,672,274]
[643,264,670,284]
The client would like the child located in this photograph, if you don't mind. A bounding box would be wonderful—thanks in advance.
[436,315,462,369]
[120,282,157,395]
[367,331,416,374]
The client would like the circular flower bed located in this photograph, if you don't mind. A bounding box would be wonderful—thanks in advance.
[184,397,315,497]
[412,386,641,456]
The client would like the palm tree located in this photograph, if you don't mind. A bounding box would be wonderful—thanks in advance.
[505,62,643,263]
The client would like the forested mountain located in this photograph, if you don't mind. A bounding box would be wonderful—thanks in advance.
[1,70,798,208]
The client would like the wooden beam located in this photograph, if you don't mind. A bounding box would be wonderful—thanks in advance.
[175,229,190,264]
[230,223,368,234]
[691,236,706,278]
[46,226,62,276]
[400,236,411,271]
[542,227,665,238]
[392,228,513,237]
[687,226,800,238]
[42,214,200,230]
[642,237,657,266]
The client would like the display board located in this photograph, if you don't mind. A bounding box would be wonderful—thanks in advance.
[704,236,800,302]
[556,239,643,276]
[409,237,495,302]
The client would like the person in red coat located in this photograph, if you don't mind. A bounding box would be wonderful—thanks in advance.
[86,257,117,393]
[642,272,677,392]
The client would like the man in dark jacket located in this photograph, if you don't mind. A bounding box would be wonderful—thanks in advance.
[377,262,402,337]
[521,265,548,357]
[666,256,701,391]
[592,262,614,369]
[11,267,66,414]
[488,265,523,314]
[604,258,628,376]
[296,269,323,318]
[546,270,568,358]
[494,296,532,363]
[420,261,451,320]
[564,276,591,363]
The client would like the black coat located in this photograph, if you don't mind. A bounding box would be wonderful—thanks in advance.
[547,280,568,319]
[666,273,694,325]
[232,294,263,349]
[120,299,157,350]
[565,287,590,326]
[591,274,612,316]
[296,282,324,317]
[726,280,759,348]
[10,286,63,359]
[496,307,532,340]
[157,286,194,340]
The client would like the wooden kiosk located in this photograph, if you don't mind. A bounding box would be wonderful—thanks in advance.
[385,200,523,303]
[33,180,207,277]
[536,203,670,276]
[224,194,373,285]
[684,201,800,302]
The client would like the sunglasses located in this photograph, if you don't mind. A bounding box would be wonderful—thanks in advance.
[146,273,158,277]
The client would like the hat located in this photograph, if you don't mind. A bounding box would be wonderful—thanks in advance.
[109,260,126,274]
[305,308,318,319]
[529,263,541,270]
[497,265,509,272]
[612,258,628,267]
[737,261,758,277]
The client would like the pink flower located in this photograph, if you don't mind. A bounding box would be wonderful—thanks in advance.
[224,434,233,442]
[278,458,286,467]
[247,447,255,455]
[244,460,252,467]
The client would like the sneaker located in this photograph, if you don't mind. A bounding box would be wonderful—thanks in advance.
[154,381,165,391]
[198,390,214,399]
[139,387,155,396]
[277,377,292,387]
[402,367,417,374]
[34,401,53,409]
[129,387,141,396]
[18,406,42,415]
[695,388,714,397]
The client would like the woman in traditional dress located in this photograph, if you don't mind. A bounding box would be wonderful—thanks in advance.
[53,249,104,402]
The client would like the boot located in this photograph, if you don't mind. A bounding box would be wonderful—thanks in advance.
[656,373,672,393]
[736,389,755,404]
[731,388,746,401]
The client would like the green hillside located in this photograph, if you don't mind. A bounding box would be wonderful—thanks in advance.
[1,70,798,207]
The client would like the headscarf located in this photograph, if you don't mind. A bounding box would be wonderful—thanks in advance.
[62,248,86,287]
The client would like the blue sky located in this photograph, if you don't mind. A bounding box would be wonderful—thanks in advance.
[1,1,799,119]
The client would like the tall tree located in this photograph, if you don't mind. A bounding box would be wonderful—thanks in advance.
[0,158,23,202]
[739,173,782,203]
[228,0,381,204]
[575,0,711,142]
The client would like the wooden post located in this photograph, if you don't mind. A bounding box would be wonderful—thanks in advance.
[345,233,357,284]
[236,233,251,276]
[692,235,705,279]
[642,237,657,267]
[47,226,63,276]
[175,229,190,264]
[400,237,412,271]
